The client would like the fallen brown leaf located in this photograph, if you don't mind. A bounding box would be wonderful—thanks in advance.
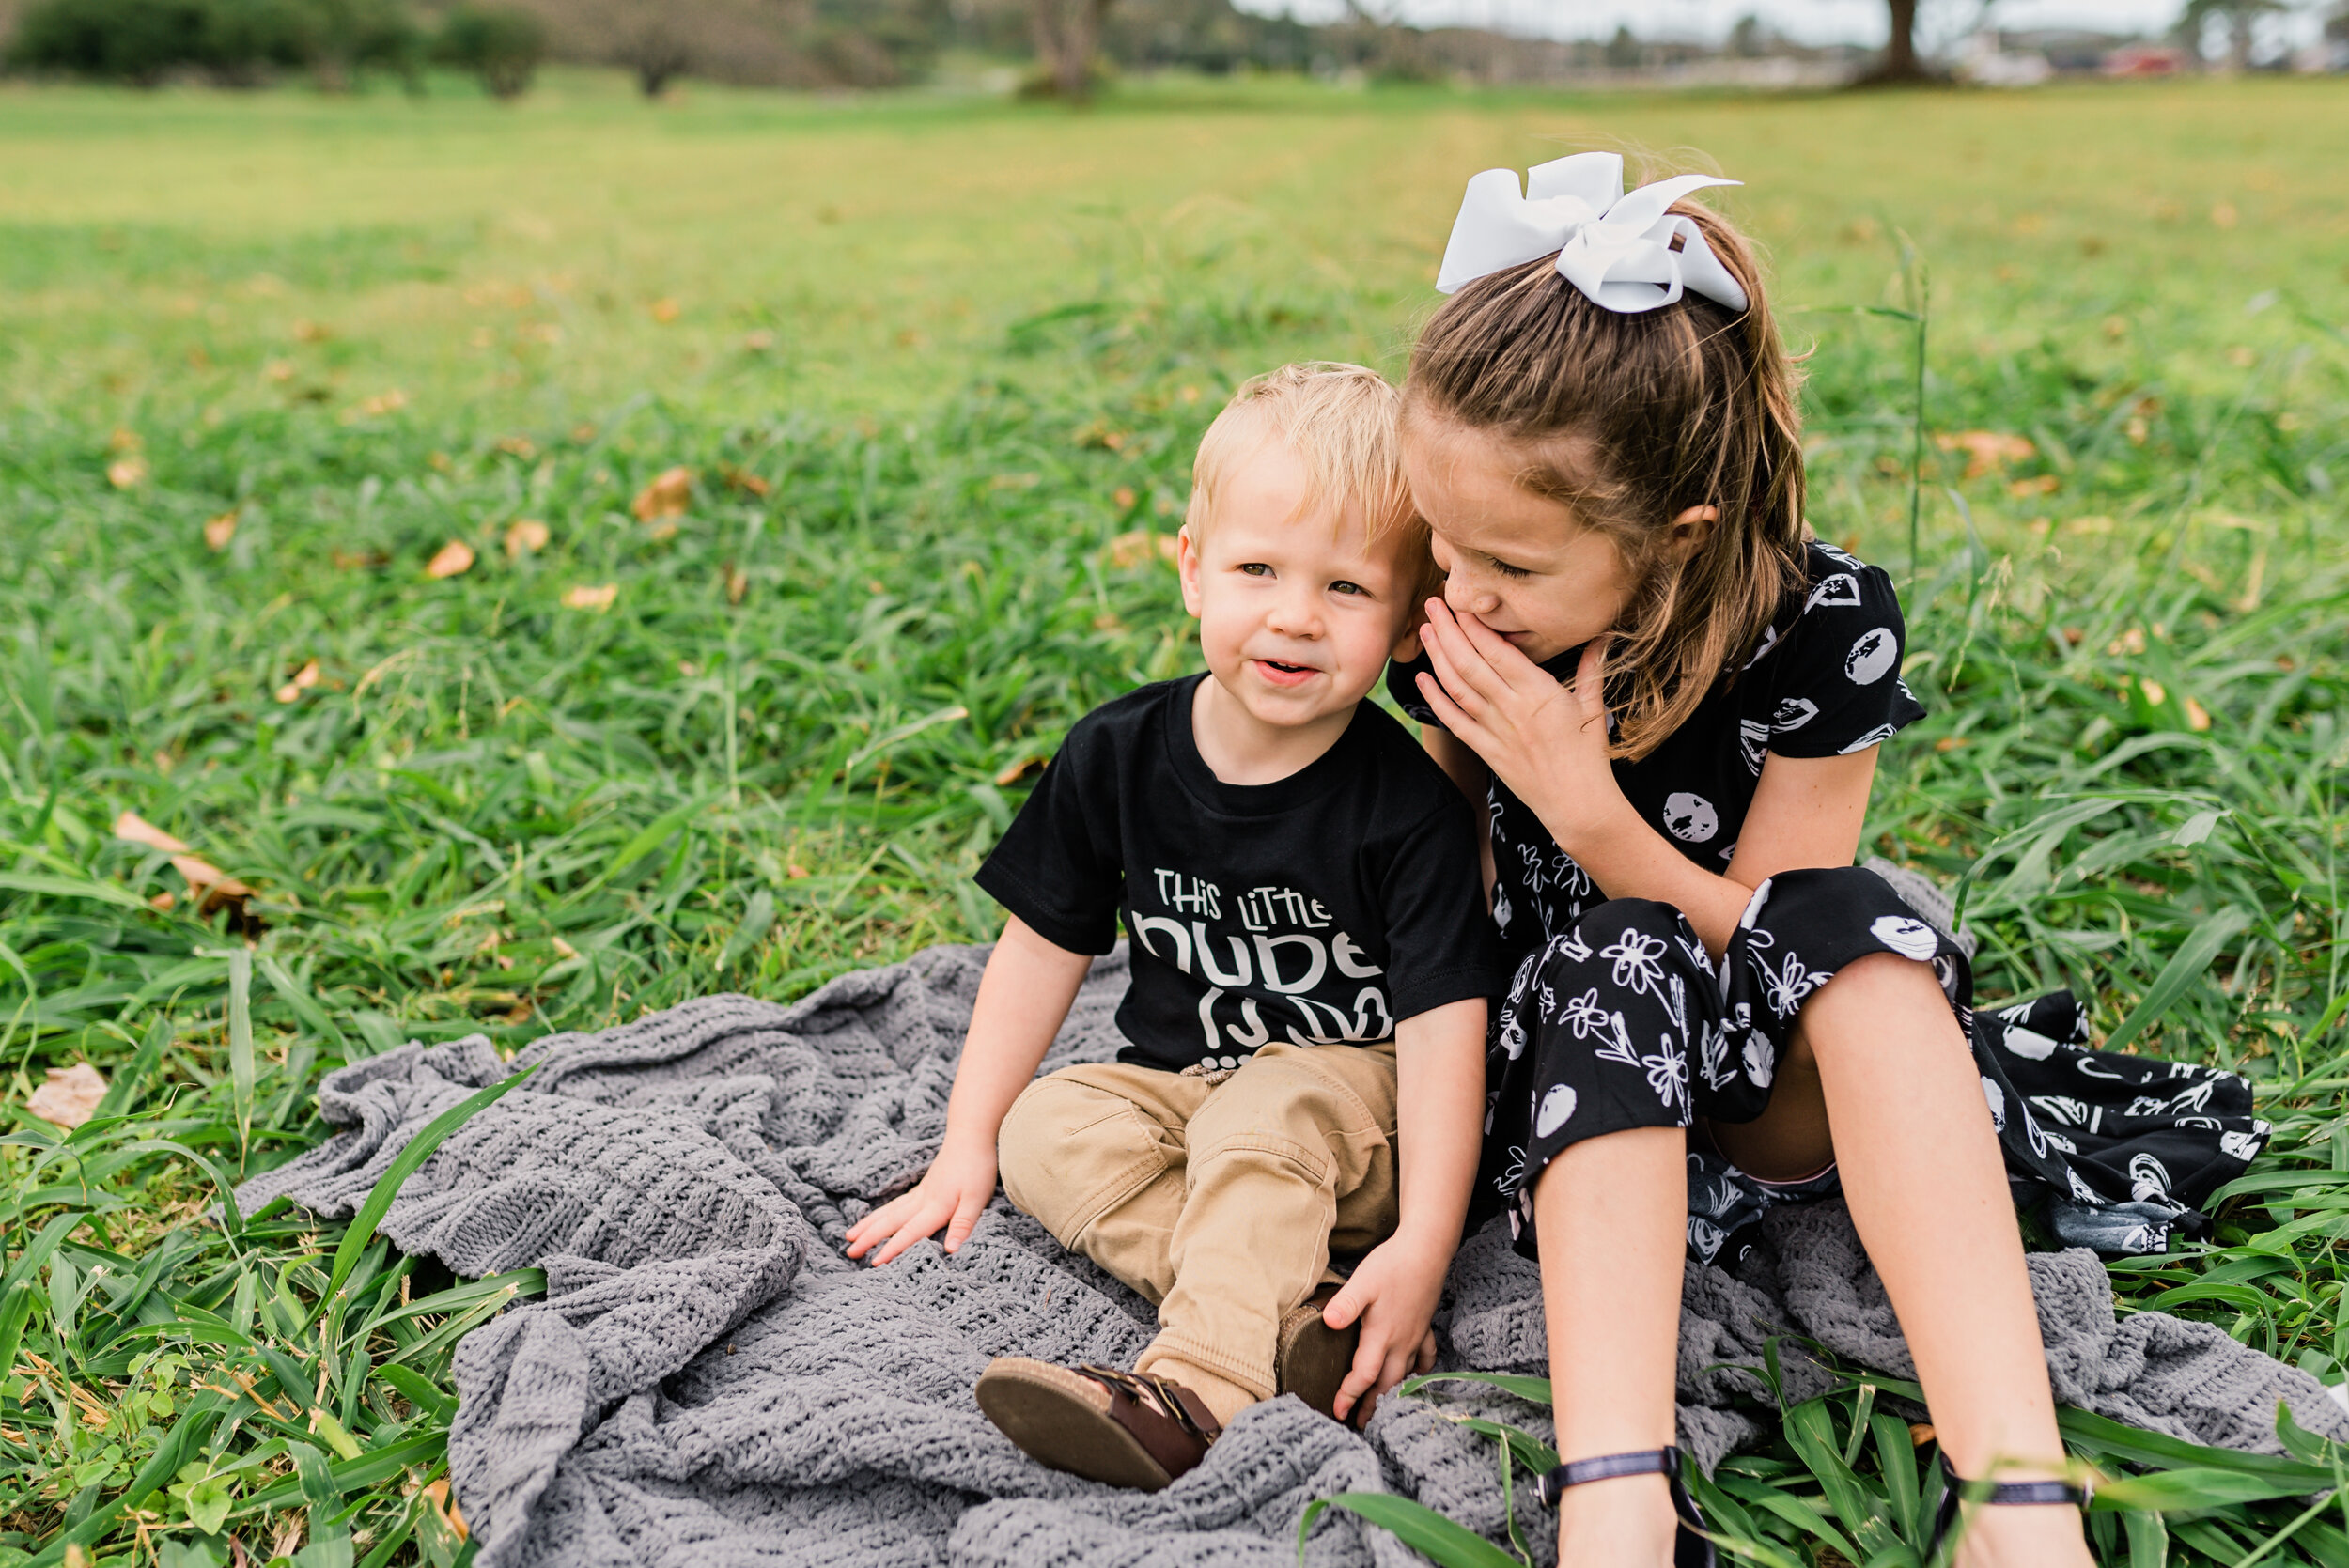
[274,659,322,704]
[2184,696,2212,732]
[496,434,537,459]
[649,297,681,323]
[994,755,1046,786]
[506,519,552,556]
[720,466,770,498]
[427,540,476,579]
[204,511,239,551]
[2008,474,2061,499]
[1933,430,2035,480]
[107,458,148,489]
[632,467,693,522]
[109,427,143,453]
[115,810,192,854]
[27,1063,107,1129]
[293,318,330,342]
[170,853,255,917]
[563,583,617,612]
[1107,529,1180,569]
[148,891,176,911]
[423,1478,469,1542]
[725,565,749,604]
[742,329,775,351]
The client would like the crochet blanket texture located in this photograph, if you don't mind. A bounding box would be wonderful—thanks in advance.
[238,945,2347,1568]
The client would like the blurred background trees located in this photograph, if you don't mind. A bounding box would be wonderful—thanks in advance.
[3,0,2341,96]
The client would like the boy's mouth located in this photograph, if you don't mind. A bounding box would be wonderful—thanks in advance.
[1252,658,1320,687]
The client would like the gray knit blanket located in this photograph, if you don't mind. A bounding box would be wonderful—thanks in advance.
[239,945,2347,1568]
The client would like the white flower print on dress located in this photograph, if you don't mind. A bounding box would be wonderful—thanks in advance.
[1662,792,1719,843]
[2030,1094,2092,1128]
[1601,929,1671,995]
[1839,722,1901,754]
[1497,1144,1529,1192]
[2066,1167,2101,1203]
[1497,1008,1527,1062]
[1688,1217,1728,1262]
[1743,1032,1775,1088]
[1999,1024,2062,1062]
[2128,1152,2171,1202]
[1697,1019,1737,1091]
[1754,947,1832,1019]
[1535,1084,1578,1138]
[1868,915,1942,961]
[1593,1011,1645,1072]
[2220,1126,2264,1161]
[1561,987,1613,1041]
[1844,627,1899,685]
[1642,1037,1689,1112]
[1738,719,1770,776]
[1982,1075,2007,1132]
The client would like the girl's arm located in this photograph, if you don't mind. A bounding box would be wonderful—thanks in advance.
[1414,602,1875,955]
[1321,996,1487,1421]
[845,916,1093,1265]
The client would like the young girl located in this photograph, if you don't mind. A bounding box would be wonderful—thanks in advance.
[1393,153,2268,1567]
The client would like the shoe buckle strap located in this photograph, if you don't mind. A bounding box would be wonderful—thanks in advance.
[1075,1364,1220,1447]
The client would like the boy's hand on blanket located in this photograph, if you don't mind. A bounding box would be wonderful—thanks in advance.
[1321,1230,1449,1423]
[845,1140,999,1266]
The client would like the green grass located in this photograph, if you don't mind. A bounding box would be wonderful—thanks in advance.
[0,68,2343,1566]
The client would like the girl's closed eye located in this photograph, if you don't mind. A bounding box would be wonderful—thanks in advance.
[1486,555,1532,580]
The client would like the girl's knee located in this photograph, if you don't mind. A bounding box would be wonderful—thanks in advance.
[1538,898,1705,986]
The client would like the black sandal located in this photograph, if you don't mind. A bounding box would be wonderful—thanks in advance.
[1535,1446,1716,1568]
[1922,1468,2088,1562]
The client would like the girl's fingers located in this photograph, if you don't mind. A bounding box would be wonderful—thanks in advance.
[1420,601,1499,711]
[1571,638,1609,720]
[1450,605,1546,692]
[1414,674,1491,754]
[943,1193,984,1254]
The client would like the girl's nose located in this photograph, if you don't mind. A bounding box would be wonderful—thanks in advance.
[1445,577,1501,618]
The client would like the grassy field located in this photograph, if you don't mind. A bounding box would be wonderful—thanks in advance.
[0,67,2344,1567]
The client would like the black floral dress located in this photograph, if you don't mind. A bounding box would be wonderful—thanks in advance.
[1392,541,2269,1267]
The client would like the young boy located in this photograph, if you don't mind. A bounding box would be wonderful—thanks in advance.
[844,363,1503,1490]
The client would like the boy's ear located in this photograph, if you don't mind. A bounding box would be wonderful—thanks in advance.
[1175,526,1206,618]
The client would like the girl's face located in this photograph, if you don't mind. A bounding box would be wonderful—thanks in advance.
[1400,415,1641,665]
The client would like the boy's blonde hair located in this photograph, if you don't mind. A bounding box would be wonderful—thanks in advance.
[1187,363,1437,599]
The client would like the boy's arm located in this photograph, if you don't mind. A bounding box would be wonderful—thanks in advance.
[1322,995,1488,1421]
[845,916,1094,1266]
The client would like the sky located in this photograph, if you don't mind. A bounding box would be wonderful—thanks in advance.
[1231,0,2314,50]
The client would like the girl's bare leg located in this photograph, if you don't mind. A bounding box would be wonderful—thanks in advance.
[1534,1125,1686,1565]
[1713,954,2092,1567]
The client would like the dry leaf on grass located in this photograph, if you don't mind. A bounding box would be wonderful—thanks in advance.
[720,466,770,498]
[109,427,143,453]
[171,854,255,919]
[273,659,321,704]
[994,755,1045,786]
[632,467,693,522]
[2009,474,2061,499]
[563,583,617,612]
[423,1478,469,1541]
[742,329,776,351]
[204,511,239,551]
[506,519,552,556]
[28,1063,107,1129]
[114,810,192,854]
[427,540,476,579]
[1934,430,2035,480]
[649,297,681,323]
[1107,529,1179,569]
[107,458,148,489]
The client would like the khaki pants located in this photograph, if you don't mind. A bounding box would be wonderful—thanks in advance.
[998,1041,1400,1420]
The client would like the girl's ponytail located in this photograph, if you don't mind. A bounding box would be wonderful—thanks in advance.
[1406,194,1809,762]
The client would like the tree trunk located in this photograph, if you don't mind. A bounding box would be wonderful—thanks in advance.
[1030,0,1112,101]
[1864,0,1928,81]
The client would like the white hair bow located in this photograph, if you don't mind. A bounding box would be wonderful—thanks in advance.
[1435,150,1748,315]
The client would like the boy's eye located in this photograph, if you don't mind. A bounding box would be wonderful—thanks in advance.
[1237,563,1272,577]
[1330,580,1368,598]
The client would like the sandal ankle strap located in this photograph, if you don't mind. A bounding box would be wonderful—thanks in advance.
[1075,1363,1221,1447]
[1535,1446,1682,1509]
[1925,1468,2088,1561]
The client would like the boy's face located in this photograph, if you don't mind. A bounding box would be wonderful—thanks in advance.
[1177,439,1416,731]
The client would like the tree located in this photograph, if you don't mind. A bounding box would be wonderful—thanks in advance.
[1029,0,1111,100]
[1859,0,1928,81]
[2173,0,2286,70]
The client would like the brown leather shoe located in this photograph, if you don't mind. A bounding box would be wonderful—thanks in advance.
[1276,1282,1363,1426]
[975,1359,1222,1490]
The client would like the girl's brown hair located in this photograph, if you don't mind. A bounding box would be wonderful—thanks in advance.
[1405,200,1808,761]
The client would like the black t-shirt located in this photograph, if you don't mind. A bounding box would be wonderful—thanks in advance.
[1389,540,1928,959]
[977,675,1510,1073]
